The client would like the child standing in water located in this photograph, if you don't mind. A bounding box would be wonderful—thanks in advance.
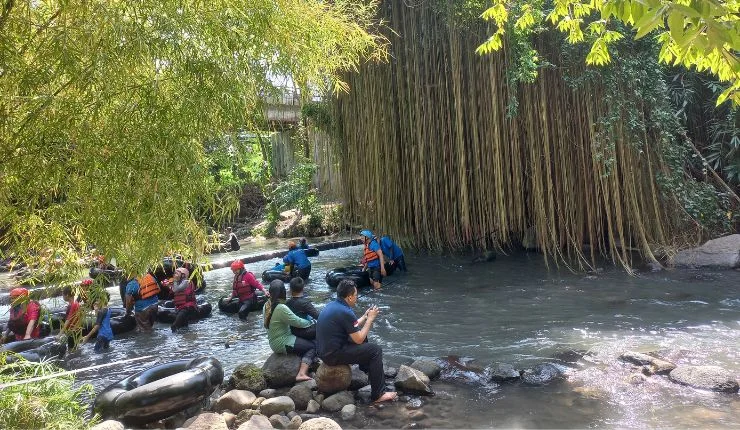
[82,292,113,352]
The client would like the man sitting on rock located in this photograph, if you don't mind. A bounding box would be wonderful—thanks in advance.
[316,279,397,404]
[286,277,318,340]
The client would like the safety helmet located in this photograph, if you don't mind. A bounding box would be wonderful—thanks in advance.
[175,267,190,278]
[288,241,297,250]
[230,260,245,271]
[9,287,28,299]
[360,229,374,239]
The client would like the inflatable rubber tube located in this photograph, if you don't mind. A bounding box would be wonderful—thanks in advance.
[217,292,266,314]
[94,356,224,427]
[1,336,67,362]
[261,269,291,283]
[156,298,212,324]
[305,247,319,257]
[325,266,371,289]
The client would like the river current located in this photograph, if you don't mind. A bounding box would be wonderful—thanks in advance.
[5,246,740,428]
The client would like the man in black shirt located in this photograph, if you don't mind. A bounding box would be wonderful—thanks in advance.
[286,277,318,340]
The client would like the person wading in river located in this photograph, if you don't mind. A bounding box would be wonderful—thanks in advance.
[170,267,197,332]
[227,260,267,320]
[3,288,41,342]
[360,229,386,290]
[125,271,160,333]
[283,240,312,280]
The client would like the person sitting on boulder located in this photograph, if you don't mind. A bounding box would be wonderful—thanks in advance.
[316,279,397,404]
[283,241,311,280]
[286,277,319,340]
[3,288,42,342]
[170,267,197,332]
[263,280,315,382]
[227,260,267,320]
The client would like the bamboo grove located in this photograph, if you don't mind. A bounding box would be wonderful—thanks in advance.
[331,1,727,269]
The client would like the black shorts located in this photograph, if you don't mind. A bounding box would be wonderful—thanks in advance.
[369,267,383,283]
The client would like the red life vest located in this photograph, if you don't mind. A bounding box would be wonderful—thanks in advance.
[173,281,197,310]
[136,273,160,300]
[8,301,41,340]
[232,270,258,301]
[65,301,82,329]
[361,239,380,265]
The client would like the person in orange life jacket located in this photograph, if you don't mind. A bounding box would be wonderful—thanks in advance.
[59,285,84,349]
[3,288,42,342]
[379,234,407,272]
[283,241,312,280]
[360,230,386,290]
[81,291,113,353]
[227,260,268,320]
[124,271,161,333]
[170,267,197,332]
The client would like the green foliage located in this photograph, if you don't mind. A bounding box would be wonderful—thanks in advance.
[0,0,387,276]
[271,162,320,217]
[0,356,97,430]
[478,0,740,106]
[301,102,334,133]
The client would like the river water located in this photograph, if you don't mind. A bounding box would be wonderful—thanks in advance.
[6,246,740,428]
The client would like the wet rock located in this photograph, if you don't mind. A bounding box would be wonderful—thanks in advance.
[237,415,274,430]
[646,261,663,272]
[409,360,441,380]
[269,414,291,429]
[340,404,356,421]
[288,383,314,410]
[185,413,229,430]
[253,397,266,409]
[408,410,427,421]
[384,366,398,378]
[550,349,587,364]
[260,389,278,398]
[619,351,676,375]
[235,410,263,427]
[296,379,317,390]
[260,396,296,416]
[298,414,322,421]
[306,399,320,414]
[487,363,521,382]
[521,363,565,385]
[394,365,433,395]
[405,397,423,409]
[315,363,351,394]
[669,366,740,393]
[91,420,124,430]
[349,365,369,390]
[672,234,740,269]
[321,390,355,412]
[288,415,303,429]
[297,417,342,430]
[625,373,647,385]
[356,385,372,404]
[263,354,301,388]
[223,412,237,428]
[215,389,257,414]
[230,364,268,393]
[312,394,324,404]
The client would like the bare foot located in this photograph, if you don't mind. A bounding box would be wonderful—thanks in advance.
[372,391,397,404]
[295,374,313,382]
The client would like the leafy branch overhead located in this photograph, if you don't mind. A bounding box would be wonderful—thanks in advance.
[477,0,740,105]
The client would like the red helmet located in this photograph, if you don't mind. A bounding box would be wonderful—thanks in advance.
[9,287,29,299]
[288,241,297,250]
[81,278,94,286]
[230,260,245,271]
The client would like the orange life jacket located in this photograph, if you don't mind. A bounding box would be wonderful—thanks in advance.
[136,273,160,300]
[361,239,380,265]
[173,281,196,310]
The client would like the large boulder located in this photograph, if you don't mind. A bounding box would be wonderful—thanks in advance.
[298,417,342,430]
[669,366,739,393]
[671,234,740,269]
[349,366,369,390]
[487,363,521,382]
[619,351,676,375]
[186,413,229,430]
[340,404,356,421]
[409,360,441,380]
[263,354,301,388]
[214,390,257,414]
[230,363,268,392]
[269,414,291,429]
[237,415,274,430]
[306,399,321,414]
[315,363,351,394]
[288,415,303,430]
[260,396,296,416]
[521,363,565,385]
[321,391,355,412]
[91,421,124,430]
[394,365,433,395]
[287,383,314,411]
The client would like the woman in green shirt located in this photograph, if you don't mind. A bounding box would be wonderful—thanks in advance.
[264,280,316,382]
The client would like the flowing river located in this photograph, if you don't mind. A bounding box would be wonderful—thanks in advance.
[6,246,740,428]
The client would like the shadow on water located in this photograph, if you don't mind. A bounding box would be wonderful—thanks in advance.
[6,247,740,428]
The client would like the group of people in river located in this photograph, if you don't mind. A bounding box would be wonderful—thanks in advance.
[2,230,405,404]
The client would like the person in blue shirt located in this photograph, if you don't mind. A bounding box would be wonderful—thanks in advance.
[379,234,407,272]
[283,241,311,280]
[81,291,113,353]
[124,272,160,333]
[316,279,397,404]
[360,229,386,290]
